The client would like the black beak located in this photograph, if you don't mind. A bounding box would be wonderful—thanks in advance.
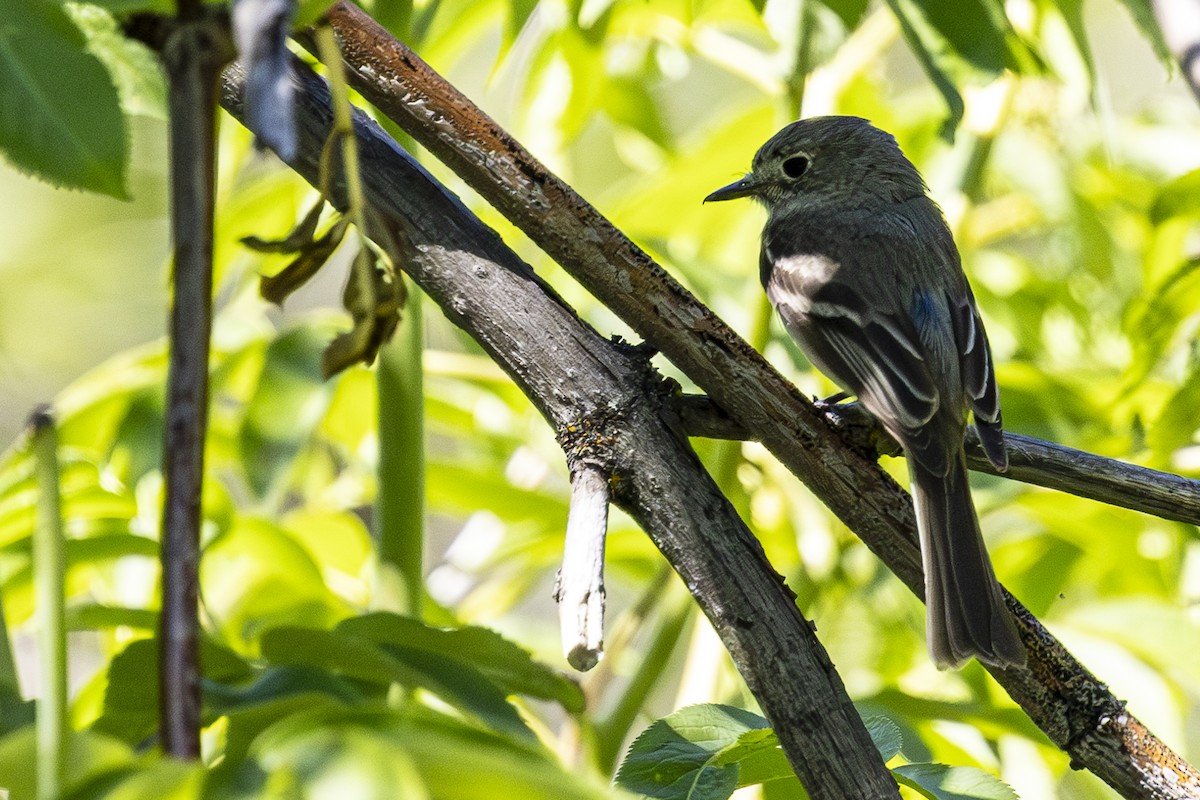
[704,174,760,203]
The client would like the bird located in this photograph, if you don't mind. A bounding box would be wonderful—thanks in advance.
[705,116,1025,669]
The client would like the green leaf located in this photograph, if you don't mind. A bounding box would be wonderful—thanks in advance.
[238,327,334,497]
[72,0,174,11]
[617,705,907,799]
[262,623,536,741]
[427,459,569,523]
[65,604,157,632]
[715,729,792,787]
[502,0,539,58]
[338,613,584,712]
[220,706,612,800]
[816,0,871,29]
[910,0,1012,75]
[296,0,339,28]
[0,685,35,737]
[64,3,167,119]
[0,0,128,196]
[602,76,671,150]
[616,704,771,800]
[1150,169,1200,224]
[250,720,431,800]
[0,727,136,800]
[200,517,347,652]
[259,626,402,686]
[1111,0,1172,66]
[92,637,254,744]
[1051,0,1097,84]
[356,0,412,34]
[1147,364,1200,463]
[69,757,205,800]
[394,707,614,800]
[219,692,349,768]
[882,0,966,138]
[206,664,366,713]
[881,0,1037,137]
[892,763,1017,800]
[865,715,903,761]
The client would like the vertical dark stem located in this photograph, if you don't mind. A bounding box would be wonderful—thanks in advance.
[158,15,229,759]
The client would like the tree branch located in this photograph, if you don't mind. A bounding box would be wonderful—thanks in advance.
[678,394,1200,527]
[220,58,903,798]
[306,5,1200,797]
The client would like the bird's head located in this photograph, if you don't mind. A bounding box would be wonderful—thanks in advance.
[704,116,928,212]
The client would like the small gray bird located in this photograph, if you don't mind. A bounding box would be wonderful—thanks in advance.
[706,116,1024,669]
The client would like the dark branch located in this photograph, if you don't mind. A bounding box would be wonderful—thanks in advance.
[310,5,1200,797]
[218,58,902,797]
[158,13,232,759]
[678,394,1200,527]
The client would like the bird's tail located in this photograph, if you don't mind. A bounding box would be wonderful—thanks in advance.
[910,451,1025,669]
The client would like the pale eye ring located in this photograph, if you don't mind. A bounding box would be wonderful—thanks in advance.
[782,155,810,179]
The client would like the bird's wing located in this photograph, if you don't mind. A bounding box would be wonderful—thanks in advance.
[767,260,950,476]
[948,287,1007,470]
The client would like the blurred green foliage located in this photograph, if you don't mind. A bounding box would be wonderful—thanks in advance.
[0,0,1198,798]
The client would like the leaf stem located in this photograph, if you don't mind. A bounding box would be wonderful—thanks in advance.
[375,290,426,615]
[31,408,66,800]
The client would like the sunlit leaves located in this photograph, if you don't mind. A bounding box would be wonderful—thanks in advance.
[234,706,613,800]
[881,0,1038,137]
[1111,0,1172,66]
[1150,168,1200,225]
[617,705,1014,800]
[66,3,168,120]
[238,326,334,496]
[816,0,871,29]
[270,626,536,739]
[339,612,585,712]
[892,763,1017,800]
[0,727,142,800]
[614,705,894,799]
[0,0,128,196]
[92,637,254,745]
[615,704,774,799]
[71,0,175,11]
[254,613,584,740]
[201,518,350,652]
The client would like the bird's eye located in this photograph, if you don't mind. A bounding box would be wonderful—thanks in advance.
[782,155,810,179]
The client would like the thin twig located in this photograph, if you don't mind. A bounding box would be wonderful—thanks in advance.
[676,394,1200,528]
[555,466,610,671]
